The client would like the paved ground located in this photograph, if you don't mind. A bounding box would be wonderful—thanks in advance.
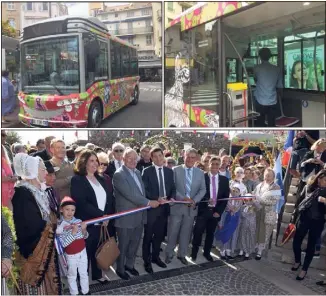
[2,82,162,128]
[100,82,162,128]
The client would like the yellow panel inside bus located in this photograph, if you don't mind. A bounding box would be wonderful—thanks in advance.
[165,58,194,68]
[227,83,247,91]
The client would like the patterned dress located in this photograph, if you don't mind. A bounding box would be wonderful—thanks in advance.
[254,182,281,252]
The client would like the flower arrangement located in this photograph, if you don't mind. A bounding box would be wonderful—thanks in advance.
[231,142,275,179]
[1,206,19,292]
[144,135,179,158]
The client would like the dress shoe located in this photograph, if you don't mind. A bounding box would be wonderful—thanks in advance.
[152,258,167,268]
[316,281,326,286]
[291,263,301,271]
[203,253,214,262]
[125,266,139,276]
[82,292,91,295]
[144,263,154,274]
[255,255,262,261]
[95,278,109,285]
[220,255,227,260]
[165,257,172,264]
[191,254,197,261]
[296,271,307,281]
[177,257,188,265]
[116,271,130,280]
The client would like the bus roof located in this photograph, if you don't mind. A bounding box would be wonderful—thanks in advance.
[166,2,257,32]
[21,15,137,49]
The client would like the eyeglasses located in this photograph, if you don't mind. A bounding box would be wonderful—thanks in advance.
[114,149,124,153]
[100,163,108,166]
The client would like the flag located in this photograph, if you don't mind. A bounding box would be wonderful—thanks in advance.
[62,134,65,141]
[282,130,295,166]
[145,130,150,137]
[75,131,78,139]
[163,130,167,136]
[273,153,285,214]
[193,130,196,134]
[117,131,121,138]
[131,130,134,137]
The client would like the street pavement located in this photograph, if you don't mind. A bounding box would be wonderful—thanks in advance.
[100,82,162,128]
[2,82,162,129]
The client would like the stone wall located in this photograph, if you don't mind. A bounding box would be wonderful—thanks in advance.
[88,130,231,154]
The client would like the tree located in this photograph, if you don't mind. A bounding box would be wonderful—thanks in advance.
[5,131,22,145]
[1,20,16,38]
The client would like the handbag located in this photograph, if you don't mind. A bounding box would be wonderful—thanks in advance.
[95,225,120,271]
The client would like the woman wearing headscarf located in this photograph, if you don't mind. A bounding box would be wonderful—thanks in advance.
[1,144,17,208]
[254,168,281,260]
[11,153,61,295]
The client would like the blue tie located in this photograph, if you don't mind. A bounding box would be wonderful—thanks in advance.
[185,168,191,198]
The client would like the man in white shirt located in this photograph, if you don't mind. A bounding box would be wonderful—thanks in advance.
[105,142,125,178]
[191,156,230,261]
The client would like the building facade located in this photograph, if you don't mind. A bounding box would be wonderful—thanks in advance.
[2,2,22,35]
[20,2,68,30]
[95,2,162,60]
[165,2,194,28]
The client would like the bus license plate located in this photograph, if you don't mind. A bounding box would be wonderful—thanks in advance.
[31,119,49,126]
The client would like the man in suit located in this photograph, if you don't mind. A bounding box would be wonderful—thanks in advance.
[106,142,125,178]
[136,144,152,173]
[191,156,229,261]
[142,147,176,274]
[165,148,206,265]
[113,148,160,280]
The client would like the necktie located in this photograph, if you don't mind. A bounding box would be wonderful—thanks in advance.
[118,161,121,168]
[212,175,217,205]
[185,168,191,198]
[158,168,164,197]
[133,171,143,194]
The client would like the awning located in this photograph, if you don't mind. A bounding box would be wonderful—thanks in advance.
[1,35,19,50]
[139,60,162,69]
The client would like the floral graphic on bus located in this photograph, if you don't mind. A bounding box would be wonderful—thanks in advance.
[104,83,110,104]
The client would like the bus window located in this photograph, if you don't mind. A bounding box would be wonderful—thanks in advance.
[121,45,130,77]
[130,47,138,76]
[111,41,122,79]
[85,40,108,86]
[284,32,324,91]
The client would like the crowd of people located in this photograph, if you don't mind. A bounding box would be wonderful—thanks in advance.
[1,130,326,295]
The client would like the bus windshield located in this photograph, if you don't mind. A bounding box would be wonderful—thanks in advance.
[21,36,79,95]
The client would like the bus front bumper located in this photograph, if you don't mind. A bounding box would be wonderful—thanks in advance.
[19,114,88,128]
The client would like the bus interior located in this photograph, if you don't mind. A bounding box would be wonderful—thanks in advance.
[165,1,325,127]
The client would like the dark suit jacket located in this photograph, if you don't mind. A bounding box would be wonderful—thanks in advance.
[198,173,230,219]
[142,166,176,220]
[105,160,117,179]
[31,149,51,161]
[136,159,152,174]
[71,174,114,223]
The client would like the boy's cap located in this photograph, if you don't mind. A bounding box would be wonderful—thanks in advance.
[231,183,242,192]
[60,196,76,208]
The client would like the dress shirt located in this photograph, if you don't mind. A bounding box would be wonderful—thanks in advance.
[114,159,123,170]
[154,165,166,197]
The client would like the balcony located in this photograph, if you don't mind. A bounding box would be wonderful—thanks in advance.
[109,26,153,36]
[157,9,162,21]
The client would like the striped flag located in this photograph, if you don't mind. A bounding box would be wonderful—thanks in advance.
[131,130,134,137]
[273,153,285,214]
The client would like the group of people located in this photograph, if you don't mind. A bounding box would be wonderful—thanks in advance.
[1,130,326,295]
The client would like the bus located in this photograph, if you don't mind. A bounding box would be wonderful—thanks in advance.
[164,1,325,128]
[17,16,140,128]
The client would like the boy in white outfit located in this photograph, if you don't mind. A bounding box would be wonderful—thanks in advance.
[56,196,90,295]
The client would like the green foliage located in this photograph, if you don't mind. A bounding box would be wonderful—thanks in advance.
[1,207,19,291]
[5,131,22,145]
[1,20,16,38]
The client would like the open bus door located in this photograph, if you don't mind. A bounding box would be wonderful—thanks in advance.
[221,1,326,127]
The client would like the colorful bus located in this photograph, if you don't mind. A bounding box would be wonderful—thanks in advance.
[164,1,325,128]
[18,16,140,128]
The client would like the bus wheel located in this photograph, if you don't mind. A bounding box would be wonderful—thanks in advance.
[88,100,102,128]
[131,86,139,105]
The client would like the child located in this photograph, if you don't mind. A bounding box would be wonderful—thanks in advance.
[56,196,90,296]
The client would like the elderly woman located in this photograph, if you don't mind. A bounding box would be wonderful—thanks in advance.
[71,149,114,284]
[12,143,27,155]
[11,153,61,295]
[254,168,281,260]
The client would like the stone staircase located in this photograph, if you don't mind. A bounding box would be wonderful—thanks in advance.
[277,177,326,270]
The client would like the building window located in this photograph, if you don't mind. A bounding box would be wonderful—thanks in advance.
[142,9,150,16]
[146,35,152,45]
[42,3,49,11]
[115,13,118,18]
[26,2,33,10]
[127,11,134,17]
[145,20,151,28]
[167,3,173,11]
[127,37,134,44]
[8,18,16,28]
[7,2,15,10]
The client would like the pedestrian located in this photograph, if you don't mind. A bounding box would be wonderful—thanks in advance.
[56,196,90,295]
[2,70,16,123]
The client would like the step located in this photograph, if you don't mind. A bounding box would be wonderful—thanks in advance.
[281,212,292,224]
[286,193,298,204]
[291,178,300,186]
[284,203,295,213]
[289,185,298,195]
